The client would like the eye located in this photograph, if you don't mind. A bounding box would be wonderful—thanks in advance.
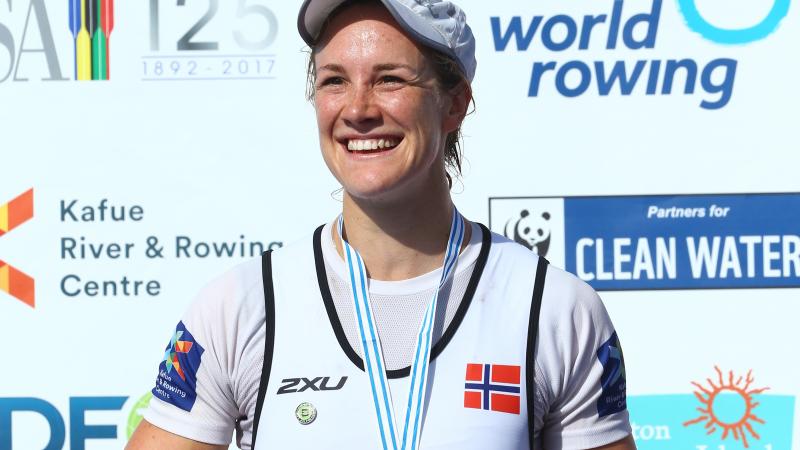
[379,75,405,84]
[318,76,344,87]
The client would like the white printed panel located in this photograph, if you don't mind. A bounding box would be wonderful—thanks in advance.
[488,197,565,270]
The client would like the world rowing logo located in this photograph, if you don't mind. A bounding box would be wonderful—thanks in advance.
[676,0,790,45]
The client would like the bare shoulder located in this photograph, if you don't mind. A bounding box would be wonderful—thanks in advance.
[126,419,228,450]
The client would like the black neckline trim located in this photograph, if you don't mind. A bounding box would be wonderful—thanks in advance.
[313,223,492,379]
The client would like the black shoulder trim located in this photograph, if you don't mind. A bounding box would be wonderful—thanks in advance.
[314,225,365,371]
[315,222,492,379]
[526,256,549,450]
[251,250,276,449]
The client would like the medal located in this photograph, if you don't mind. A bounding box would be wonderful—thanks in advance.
[337,207,465,450]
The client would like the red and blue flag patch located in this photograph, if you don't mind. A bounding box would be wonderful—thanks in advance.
[464,363,521,414]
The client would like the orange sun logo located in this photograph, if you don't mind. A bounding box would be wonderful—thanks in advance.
[683,366,769,449]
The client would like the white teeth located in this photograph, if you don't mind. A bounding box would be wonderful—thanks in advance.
[347,138,399,151]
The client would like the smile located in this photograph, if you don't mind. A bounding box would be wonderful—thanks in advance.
[346,138,400,152]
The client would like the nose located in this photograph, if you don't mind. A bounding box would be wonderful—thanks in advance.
[340,83,381,128]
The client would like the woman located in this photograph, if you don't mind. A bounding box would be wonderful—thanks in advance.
[128,0,637,449]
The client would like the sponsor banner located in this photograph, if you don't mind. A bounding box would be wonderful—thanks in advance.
[489,193,800,290]
[0,189,285,306]
[488,0,790,110]
[629,394,795,450]
[0,392,153,449]
[627,367,795,450]
[0,396,129,449]
[0,0,283,83]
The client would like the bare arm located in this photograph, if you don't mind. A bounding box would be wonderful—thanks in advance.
[589,434,637,450]
[126,419,228,450]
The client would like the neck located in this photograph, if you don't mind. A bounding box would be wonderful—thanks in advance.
[334,181,469,281]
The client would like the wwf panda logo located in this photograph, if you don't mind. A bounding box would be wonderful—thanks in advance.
[504,209,551,256]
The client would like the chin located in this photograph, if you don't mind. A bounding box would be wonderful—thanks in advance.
[343,183,401,203]
[344,172,439,205]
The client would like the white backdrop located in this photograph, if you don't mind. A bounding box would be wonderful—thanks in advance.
[1,0,798,448]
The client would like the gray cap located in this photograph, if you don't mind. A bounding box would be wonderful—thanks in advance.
[298,0,477,82]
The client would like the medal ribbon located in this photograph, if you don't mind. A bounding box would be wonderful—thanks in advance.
[337,207,465,450]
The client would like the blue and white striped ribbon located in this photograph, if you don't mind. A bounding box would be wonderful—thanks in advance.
[337,207,465,450]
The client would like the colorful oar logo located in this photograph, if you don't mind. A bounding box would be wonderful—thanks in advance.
[163,330,194,381]
[0,189,35,308]
[69,0,114,80]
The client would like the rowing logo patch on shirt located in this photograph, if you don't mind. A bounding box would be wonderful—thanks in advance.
[596,331,627,417]
[152,321,205,412]
[464,363,521,414]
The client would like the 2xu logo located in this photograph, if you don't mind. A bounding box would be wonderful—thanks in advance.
[277,376,348,395]
[0,189,35,308]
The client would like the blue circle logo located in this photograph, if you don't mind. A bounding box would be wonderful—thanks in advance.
[676,0,790,44]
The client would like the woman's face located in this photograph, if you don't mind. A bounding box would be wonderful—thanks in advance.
[313,3,464,203]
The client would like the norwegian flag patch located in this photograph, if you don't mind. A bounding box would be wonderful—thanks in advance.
[464,363,521,414]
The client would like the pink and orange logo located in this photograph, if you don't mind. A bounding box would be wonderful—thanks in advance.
[163,330,194,381]
[0,189,35,308]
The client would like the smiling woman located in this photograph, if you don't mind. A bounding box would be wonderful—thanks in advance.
[127,1,636,450]
[309,2,470,211]
[305,17,469,189]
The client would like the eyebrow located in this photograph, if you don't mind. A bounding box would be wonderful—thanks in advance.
[318,63,345,73]
[374,63,415,72]
[317,63,416,73]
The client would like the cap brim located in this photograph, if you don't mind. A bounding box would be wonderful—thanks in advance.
[297,0,471,80]
[378,0,453,56]
[297,0,350,46]
[298,0,448,51]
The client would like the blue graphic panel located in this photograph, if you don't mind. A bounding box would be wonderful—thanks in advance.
[597,332,627,417]
[152,321,205,412]
[563,193,800,290]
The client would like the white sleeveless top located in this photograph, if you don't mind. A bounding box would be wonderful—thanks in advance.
[144,223,631,449]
